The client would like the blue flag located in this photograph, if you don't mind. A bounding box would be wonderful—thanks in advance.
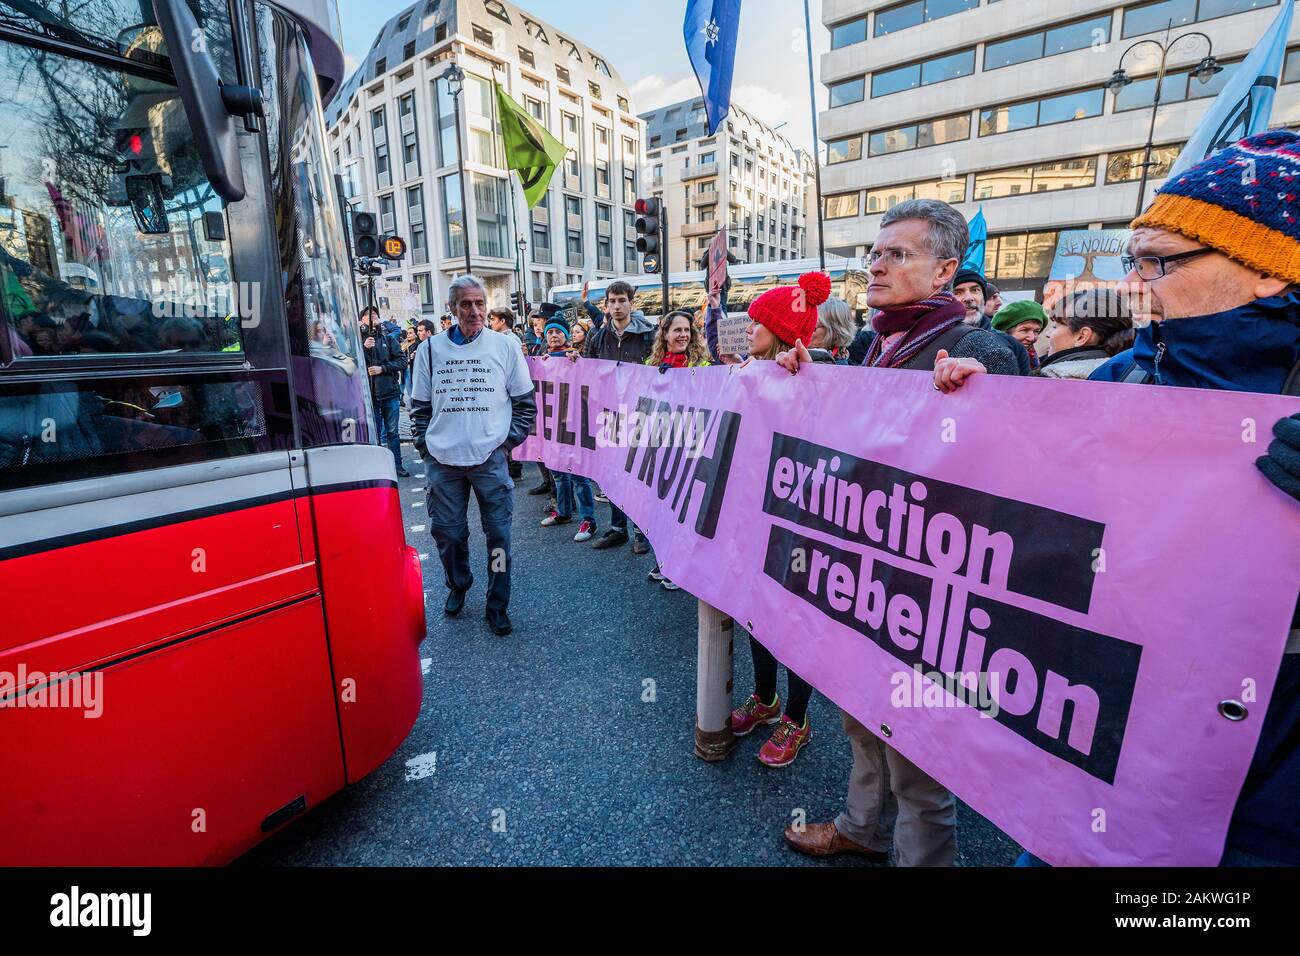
[962,207,987,275]
[1167,0,1293,180]
[684,0,741,136]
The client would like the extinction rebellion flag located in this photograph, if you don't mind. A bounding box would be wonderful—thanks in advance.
[493,80,569,208]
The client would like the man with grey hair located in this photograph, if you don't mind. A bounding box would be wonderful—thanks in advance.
[778,199,1018,377]
[411,274,536,636]
[778,199,1017,867]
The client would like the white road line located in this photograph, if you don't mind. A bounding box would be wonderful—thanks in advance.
[410,524,426,533]
[420,658,432,675]
[404,752,437,781]
[418,553,429,561]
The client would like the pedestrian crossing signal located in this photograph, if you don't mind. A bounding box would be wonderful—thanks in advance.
[381,235,407,261]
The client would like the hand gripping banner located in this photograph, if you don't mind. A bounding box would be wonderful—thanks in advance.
[515,357,1300,866]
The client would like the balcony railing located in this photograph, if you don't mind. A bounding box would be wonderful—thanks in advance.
[681,162,718,181]
[691,189,719,206]
[681,219,719,237]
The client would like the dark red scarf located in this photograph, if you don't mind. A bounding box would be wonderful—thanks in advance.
[865,292,967,369]
[660,350,689,369]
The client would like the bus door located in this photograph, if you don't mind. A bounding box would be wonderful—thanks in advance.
[0,1,346,864]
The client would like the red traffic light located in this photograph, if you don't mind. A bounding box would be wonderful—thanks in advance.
[635,197,660,217]
[635,198,647,215]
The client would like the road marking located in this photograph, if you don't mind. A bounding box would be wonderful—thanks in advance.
[404,752,437,781]
[418,553,429,561]
[410,524,426,533]
[420,658,432,675]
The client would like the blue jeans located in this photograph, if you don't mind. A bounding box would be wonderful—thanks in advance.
[374,394,402,472]
[607,501,645,541]
[425,447,515,611]
[554,471,594,521]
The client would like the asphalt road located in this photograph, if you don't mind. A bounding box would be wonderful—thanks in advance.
[243,439,1021,867]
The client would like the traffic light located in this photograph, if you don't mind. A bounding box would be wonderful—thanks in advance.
[351,210,379,258]
[634,198,662,273]
[510,291,527,316]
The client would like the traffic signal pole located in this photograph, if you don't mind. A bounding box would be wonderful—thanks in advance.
[660,204,670,319]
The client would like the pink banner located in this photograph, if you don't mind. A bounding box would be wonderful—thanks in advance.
[516,356,1300,866]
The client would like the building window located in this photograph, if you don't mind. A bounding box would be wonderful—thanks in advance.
[397,12,411,31]
[985,14,1112,71]
[414,273,433,309]
[875,0,979,36]
[440,173,465,259]
[406,184,424,226]
[623,168,636,205]
[589,81,602,99]
[556,65,571,85]
[472,23,496,47]
[378,193,396,233]
[974,158,1098,200]
[374,57,386,77]
[566,195,583,267]
[979,86,1104,136]
[484,0,511,24]
[983,230,1060,281]
[618,95,630,112]
[523,17,549,43]
[434,76,458,166]
[831,16,868,49]
[868,112,970,156]
[827,135,862,165]
[1105,144,1183,184]
[825,192,861,219]
[411,224,428,265]
[399,93,420,179]
[872,48,975,97]
[532,192,552,264]
[1121,0,1277,41]
[865,177,966,213]
[524,96,544,122]
[829,76,865,107]
[372,106,391,188]
[473,173,510,258]
[518,46,535,67]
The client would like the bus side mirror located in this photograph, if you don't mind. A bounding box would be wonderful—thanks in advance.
[151,0,246,203]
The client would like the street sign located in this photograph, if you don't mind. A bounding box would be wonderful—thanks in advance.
[643,253,660,274]
[381,235,407,260]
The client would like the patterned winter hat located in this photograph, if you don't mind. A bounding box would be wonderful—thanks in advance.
[1133,130,1300,285]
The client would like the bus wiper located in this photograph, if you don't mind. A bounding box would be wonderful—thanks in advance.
[0,1,103,50]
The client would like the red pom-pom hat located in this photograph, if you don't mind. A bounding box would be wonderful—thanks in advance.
[747,272,832,348]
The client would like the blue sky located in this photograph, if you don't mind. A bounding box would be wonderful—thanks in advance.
[338,0,829,152]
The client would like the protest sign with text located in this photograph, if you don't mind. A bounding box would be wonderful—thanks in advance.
[516,357,1300,866]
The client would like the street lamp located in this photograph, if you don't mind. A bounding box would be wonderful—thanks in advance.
[441,61,473,278]
[1104,24,1221,218]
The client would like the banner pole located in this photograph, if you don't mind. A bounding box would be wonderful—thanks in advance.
[804,0,826,270]
[695,600,737,761]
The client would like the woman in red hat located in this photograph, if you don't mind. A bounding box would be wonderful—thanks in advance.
[730,272,831,768]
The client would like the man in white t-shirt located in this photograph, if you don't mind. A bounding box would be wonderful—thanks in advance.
[411,275,537,636]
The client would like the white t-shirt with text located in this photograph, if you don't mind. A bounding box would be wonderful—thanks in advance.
[411,327,534,467]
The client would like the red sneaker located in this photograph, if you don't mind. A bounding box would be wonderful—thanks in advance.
[757,715,811,768]
[729,693,781,737]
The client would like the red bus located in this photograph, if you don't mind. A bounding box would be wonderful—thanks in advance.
[0,0,424,864]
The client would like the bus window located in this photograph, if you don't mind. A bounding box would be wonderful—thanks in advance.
[0,37,240,361]
[0,2,237,81]
[255,1,373,448]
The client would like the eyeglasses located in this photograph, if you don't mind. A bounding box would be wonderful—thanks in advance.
[867,248,943,268]
[1120,247,1213,281]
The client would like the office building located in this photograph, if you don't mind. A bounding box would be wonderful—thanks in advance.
[640,98,819,273]
[818,0,1300,292]
[325,0,644,313]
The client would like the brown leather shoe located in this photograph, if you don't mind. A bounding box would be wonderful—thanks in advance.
[783,821,888,861]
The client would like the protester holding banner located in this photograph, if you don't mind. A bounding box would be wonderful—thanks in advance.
[538,314,598,544]
[585,280,655,555]
[731,274,832,767]
[808,296,855,364]
[1038,289,1134,380]
[991,300,1047,372]
[934,131,1300,863]
[643,310,712,591]
[778,200,1024,864]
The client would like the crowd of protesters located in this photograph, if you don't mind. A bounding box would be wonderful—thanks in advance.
[389,129,1299,868]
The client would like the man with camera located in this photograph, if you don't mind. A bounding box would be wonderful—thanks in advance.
[360,307,409,478]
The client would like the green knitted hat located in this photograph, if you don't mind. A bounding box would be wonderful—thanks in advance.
[992,299,1048,333]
